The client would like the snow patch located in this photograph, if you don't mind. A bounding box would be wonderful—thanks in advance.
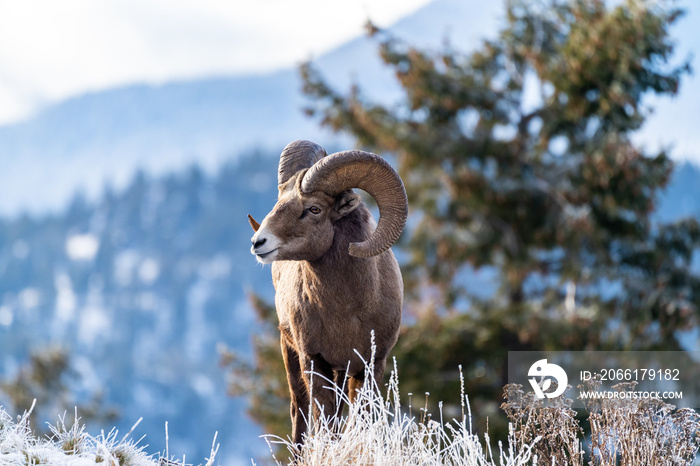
[114,250,141,286]
[139,258,160,284]
[0,305,13,326]
[78,306,111,346]
[55,273,77,321]
[199,254,231,280]
[12,239,29,259]
[191,374,215,398]
[19,287,40,309]
[66,234,100,261]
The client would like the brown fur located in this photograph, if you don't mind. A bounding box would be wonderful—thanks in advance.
[251,173,403,446]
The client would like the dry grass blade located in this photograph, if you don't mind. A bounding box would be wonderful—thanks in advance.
[261,359,541,465]
[260,360,700,465]
[0,404,218,466]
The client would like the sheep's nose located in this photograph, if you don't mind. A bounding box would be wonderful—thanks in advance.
[252,237,267,249]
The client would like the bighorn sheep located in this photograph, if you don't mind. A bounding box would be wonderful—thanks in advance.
[248,140,407,445]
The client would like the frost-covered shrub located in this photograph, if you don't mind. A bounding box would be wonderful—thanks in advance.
[0,403,218,466]
[260,360,700,465]
[261,360,540,465]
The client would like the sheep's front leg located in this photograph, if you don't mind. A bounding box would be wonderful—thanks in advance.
[348,376,363,404]
[300,353,337,433]
[349,357,387,403]
[334,369,350,417]
[280,334,309,446]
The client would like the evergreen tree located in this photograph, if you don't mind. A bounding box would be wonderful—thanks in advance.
[0,347,118,434]
[231,0,700,439]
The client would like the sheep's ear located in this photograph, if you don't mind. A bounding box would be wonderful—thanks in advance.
[332,191,361,220]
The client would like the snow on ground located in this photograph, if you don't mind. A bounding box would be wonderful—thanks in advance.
[0,403,218,466]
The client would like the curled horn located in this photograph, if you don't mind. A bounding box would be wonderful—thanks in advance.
[278,140,327,186]
[301,151,408,258]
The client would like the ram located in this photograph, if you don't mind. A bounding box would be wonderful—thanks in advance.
[248,139,408,445]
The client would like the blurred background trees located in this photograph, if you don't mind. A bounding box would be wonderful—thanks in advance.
[227,0,700,439]
[0,156,279,458]
[0,347,118,434]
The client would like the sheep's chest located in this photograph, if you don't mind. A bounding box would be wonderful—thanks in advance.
[273,261,369,366]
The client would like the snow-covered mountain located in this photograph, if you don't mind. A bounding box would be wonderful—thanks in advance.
[0,0,505,216]
[1,0,698,217]
[1,0,696,216]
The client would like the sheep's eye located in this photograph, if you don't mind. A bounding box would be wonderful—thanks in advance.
[309,206,321,215]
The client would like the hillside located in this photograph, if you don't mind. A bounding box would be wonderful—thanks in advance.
[0,0,505,216]
[0,153,280,463]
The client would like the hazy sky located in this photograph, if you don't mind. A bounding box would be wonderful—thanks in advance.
[0,0,431,125]
[0,0,697,163]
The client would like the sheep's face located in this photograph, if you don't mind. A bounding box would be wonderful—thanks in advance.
[250,173,361,264]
